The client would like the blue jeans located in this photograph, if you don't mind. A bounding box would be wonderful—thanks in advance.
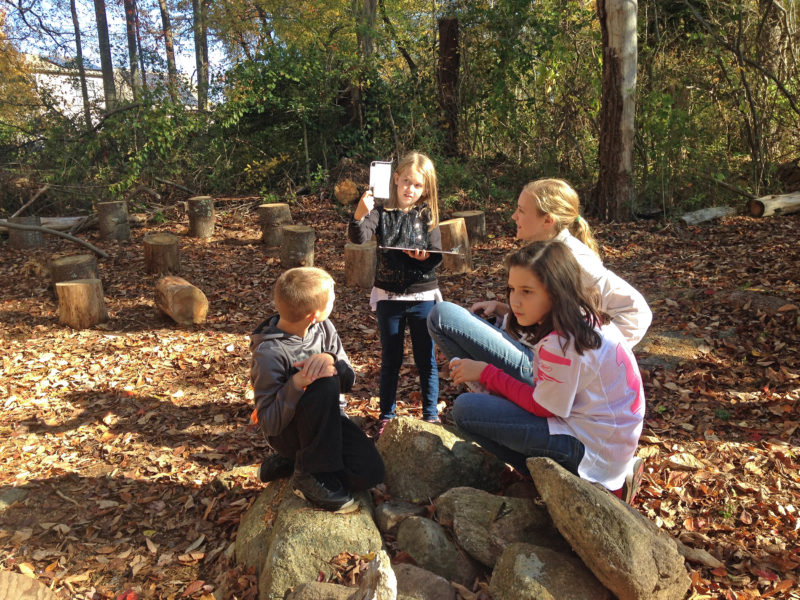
[377,300,439,420]
[453,392,585,474]
[427,301,534,384]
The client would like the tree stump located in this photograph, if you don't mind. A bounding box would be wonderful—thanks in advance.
[187,195,215,238]
[258,203,293,246]
[345,240,377,288]
[280,225,315,268]
[7,215,44,249]
[155,275,209,324]
[97,201,131,241]
[56,278,107,329]
[439,217,473,274]
[452,210,486,243]
[144,232,181,274]
[50,254,98,292]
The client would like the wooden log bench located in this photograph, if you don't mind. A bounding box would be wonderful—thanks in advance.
[155,275,209,324]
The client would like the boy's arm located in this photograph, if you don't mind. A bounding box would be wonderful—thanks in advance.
[251,345,306,437]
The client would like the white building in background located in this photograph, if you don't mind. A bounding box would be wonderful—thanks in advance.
[25,54,197,119]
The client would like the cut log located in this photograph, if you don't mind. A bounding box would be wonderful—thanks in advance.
[679,206,736,225]
[50,254,98,290]
[748,192,800,218]
[727,290,798,316]
[280,225,315,268]
[143,232,181,274]
[187,195,215,238]
[334,179,359,205]
[344,240,377,288]
[258,203,293,246]
[1,216,84,232]
[439,217,473,274]
[56,278,107,329]
[7,215,44,249]
[0,221,109,258]
[452,210,486,243]
[155,275,209,324]
[97,201,131,241]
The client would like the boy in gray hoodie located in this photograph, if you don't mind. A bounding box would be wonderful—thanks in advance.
[250,267,384,512]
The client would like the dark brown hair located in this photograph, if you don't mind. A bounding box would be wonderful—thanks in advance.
[504,241,605,355]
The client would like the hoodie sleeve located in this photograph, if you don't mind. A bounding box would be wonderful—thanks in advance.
[251,343,306,437]
[323,320,355,393]
[348,208,380,244]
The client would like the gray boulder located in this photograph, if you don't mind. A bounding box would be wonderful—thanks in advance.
[527,457,691,600]
[284,582,353,600]
[395,516,480,586]
[394,563,456,600]
[490,543,611,600]
[435,486,567,567]
[376,417,505,503]
[374,500,429,534]
[284,549,396,600]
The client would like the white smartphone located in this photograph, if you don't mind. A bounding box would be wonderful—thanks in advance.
[369,161,393,200]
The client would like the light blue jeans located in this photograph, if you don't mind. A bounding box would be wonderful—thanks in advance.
[426,301,534,384]
[453,392,585,475]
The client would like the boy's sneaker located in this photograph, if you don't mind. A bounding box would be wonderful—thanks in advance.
[622,457,644,505]
[257,454,294,483]
[292,471,356,513]
[423,416,441,424]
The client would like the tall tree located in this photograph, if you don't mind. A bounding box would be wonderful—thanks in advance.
[438,16,459,156]
[92,0,117,111]
[192,0,209,110]
[591,0,637,221]
[69,0,92,128]
[123,0,141,100]
[157,0,178,101]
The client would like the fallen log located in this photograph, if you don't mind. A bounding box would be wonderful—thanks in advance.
[747,192,800,217]
[1,216,85,232]
[155,275,208,324]
[679,206,736,226]
[0,221,109,258]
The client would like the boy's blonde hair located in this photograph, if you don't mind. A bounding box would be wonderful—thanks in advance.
[387,151,440,230]
[522,178,599,256]
[273,267,335,322]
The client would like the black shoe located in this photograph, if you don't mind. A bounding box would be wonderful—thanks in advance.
[292,471,356,513]
[257,454,294,483]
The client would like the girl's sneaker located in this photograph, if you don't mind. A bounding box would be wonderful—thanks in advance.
[423,416,441,424]
[377,418,391,436]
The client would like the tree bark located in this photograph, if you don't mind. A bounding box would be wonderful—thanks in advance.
[8,216,44,249]
[97,201,131,241]
[70,0,92,129]
[50,254,99,289]
[452,210,486,243]
[258,203,293,246]
[748,192,800,217]
[280,225,316,268]
[187,196,215,238]
[344,241,377,289]
[591,0,638,221]
[439,218,472,274]
[0,222,109,258]
[123,0,141,100]
[155,275,208,324]
[92,0,117,111]
[56,279,107,329]
[192,0,210,111]
[679,206,736,225]
[157,0,179,102]
[438,17,460,157]
[143,232,181,274]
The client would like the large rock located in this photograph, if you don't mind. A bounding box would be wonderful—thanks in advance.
[284,550,396,600]
[394,564,456,600]
[490,543,611,600]
[284,582,353,600]
[376,417,505,503]
[435,487,567,568]
[395,516,480,586]
[0,571,59,600]
[374,500,429,534]
[236,482,383,600]
[527,458,691,600]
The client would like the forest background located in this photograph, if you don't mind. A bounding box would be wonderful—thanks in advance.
[1,0,798,220]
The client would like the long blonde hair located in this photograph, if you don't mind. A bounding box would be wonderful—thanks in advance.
[522,179,599,256]
[387,151,440,230]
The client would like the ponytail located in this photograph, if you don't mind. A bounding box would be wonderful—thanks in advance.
[568,215,600,256]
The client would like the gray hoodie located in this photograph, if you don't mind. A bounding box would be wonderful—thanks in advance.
[249,314,355,437]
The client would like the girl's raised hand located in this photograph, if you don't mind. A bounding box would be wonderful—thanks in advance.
[404,248,430,260]
[470,300,509,318]
[449,358,488,385]
[354,189,376,221]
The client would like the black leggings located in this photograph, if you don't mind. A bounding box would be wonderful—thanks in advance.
[266,376,385,491]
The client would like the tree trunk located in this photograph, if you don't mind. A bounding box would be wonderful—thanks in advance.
[192,0,210,111]
[97,201,131,241]
[344,241,377,289]
[155,276,208,325]
[280,225,316,268]
[56,279,108,329]
[452,210,486,243]
[439,218,472,274]
[258,203,293,246]
[679,206,736,225]
[70,0,92,129]
[748,192,800,217]
[92,0,117,111]
[50,254,98,290]
[123,0,141,100]
[438,17,460,157]
[143,232,181,274]
[157,0,179,102]
[8,216,44,249]
[590,0,637,221]
[187,196,215,238]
